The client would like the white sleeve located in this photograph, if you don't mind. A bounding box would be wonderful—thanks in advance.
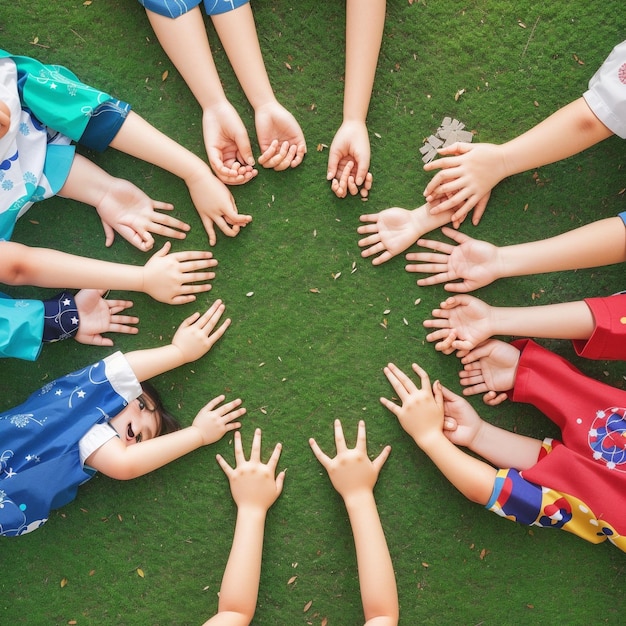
[79,422,118,467]
[103,351,142,404]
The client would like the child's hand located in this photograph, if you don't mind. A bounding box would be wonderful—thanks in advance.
[192,394,246,446]
[184,167,252,247]
[142,241,218,304]
[171,299,231,363]
[202,102,258,185]
[74,289,138,346]
[327,120,372,199]
[440,384,485,447]
[380,362,445,449]
[406,226,501,292]
[309,419,390,502]
[255,100,307,171]
[459,339,520,405]
[423,142,504,225]
[216,428,285,512]
[95,177,190,252]
[424,295,495,354]
[358,207,420,265]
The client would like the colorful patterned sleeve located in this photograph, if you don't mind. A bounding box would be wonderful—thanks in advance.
[486,440,626,551]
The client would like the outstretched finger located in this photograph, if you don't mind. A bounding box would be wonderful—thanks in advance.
[266,441,283,472]
[355,419,368,451]
[411,362,433,390]
[216,453,235,477]
[333,418,348,453]
[233,430,245,464]
[371,444,391,473]
[309,437,332,467]
[250,427,262,462]
[383,363,416,399]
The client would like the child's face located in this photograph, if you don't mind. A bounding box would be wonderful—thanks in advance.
[109,395,160,446]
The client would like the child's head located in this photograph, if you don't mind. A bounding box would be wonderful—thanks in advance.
[109,382,180,446]
[140,381,180,436]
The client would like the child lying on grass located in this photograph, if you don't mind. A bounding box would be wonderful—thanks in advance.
[0,300,245,536]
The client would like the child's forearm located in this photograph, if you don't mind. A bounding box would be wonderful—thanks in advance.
[343,0,386,122]
[499,98,613,179]
[145,8,228,109]
[210,508,267,624]
[497,217,626,278]
[489,301,596,341]
[89,425,205,480]
[417,433,496,505]
[57,154,116,208]
[123,343,188,382]
[412,203,458,239]
[0,241,144,291]
[110,111,208,185]
[211,5,275,109]
[344,491,399,625]
[470,421,543,472]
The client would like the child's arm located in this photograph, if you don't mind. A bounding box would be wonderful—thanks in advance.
[408,216,626,291]
[0,240,216,305]
[123,300,229,381]
[143,7,257,185]
[109,111,252,246]
[424,98,613,224]
[204,429,285,626]
[58,153,189,251]
[86,393,245,480]
[357,203,456,265]
[441,384,542,469]
[326,0,386,199]
[211,5,306,171]
[380,362,496,504]
[309,420,398,626]
[424,295,596,355]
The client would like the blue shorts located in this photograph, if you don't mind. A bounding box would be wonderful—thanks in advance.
[138,0,249,18]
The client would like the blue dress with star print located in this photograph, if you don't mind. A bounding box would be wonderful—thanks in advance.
[0,351,140,536]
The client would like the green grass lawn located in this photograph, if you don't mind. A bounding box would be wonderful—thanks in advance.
[1,1,626,624]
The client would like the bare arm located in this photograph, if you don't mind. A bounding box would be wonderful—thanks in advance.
[380,363,496,504]
[212,5,306,171]
[343,0,385,124]
[204,429,285,626]
[425,98,613,222]
[441,385,542,469]
[410,217,626,292]
[497,216,626,277]
[0,240,216,305]
[144,7,257,184]
[110,111,251,244]
[310,421,398,626]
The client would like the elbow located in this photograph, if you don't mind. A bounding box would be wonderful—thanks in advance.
[0,241,32,285]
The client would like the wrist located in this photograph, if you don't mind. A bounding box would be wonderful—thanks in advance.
[236,504,269,521]
[413,428,447,455]
[343,489,376,512]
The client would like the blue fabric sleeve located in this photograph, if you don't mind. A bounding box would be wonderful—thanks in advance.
[42,292,80,343]
[138,0,248,17]
[0,294,44,361]
[618,211,626,226]
[79,99,132,152]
